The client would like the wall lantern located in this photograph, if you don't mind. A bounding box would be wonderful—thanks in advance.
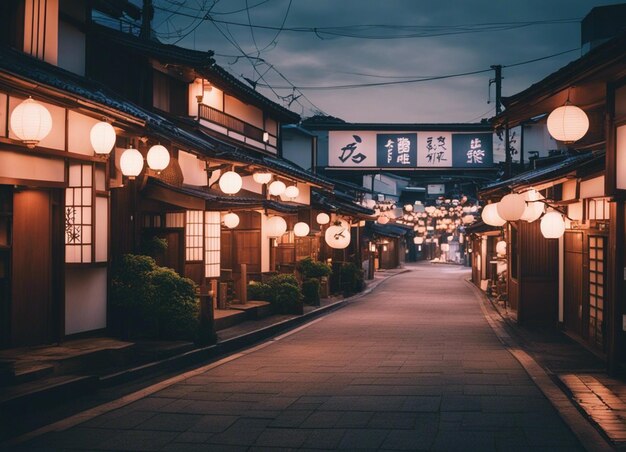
[147,144,170,172]
[90,121,116,155]
[223,212,240,229]
[497,193,526,221]
[120,148,144,179]
[520,189,545,223]
[496,240,507,255]
[10,97,53,148]
[540,211,566,239]
[268,180,286,196]
[547,103,589,143]
[219,170,243,195]
[284,185,299,199]
[266,215,287,237]
[262,131,269,143]
[316,212,330,225]
[481,203,506,226]
[414,236,424,245]
[253,172,272,184]
[377,215,390,225]
[293,222,310,237]
[325,221,351,249]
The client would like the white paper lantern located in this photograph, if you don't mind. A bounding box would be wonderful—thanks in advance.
[325,223,351,249]
[547,104,589,142]
[120,148,144,178]
[447,236,453,242]
[90,121,116,155]
[377,215,390,225]
[10,98,53,148]
[414,236,424,245]
[316,212,330,225]
[284,185,300,199]
[481,203,506,227]
[497,193,526,221]
[147,144,170,172]
[496,240,507,255]
[219,171,243,195]
[223,212,240,229]
[520,189,545,223]
[268,180,286,196]
[266,216,287,237]
[462,214,475,224]
[404,204,413,212]
[293,222,310,237]
[441,243,450,252]
[253,172,272,184]
[540,211,566,239]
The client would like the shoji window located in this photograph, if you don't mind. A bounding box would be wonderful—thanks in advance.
[65,164,93,263]
[204,211,220,277]
[586,198,610,221]
[186,210,203,261]
[588,236,606,350]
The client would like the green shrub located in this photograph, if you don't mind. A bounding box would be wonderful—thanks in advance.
[340,262,365,297]
[266,273,299,289]
[140,235,168,258]
[150,267,199,340]
[273,282,303,314]
[296,257,332,279]
[302,278,320,306]
[248,281,272,301]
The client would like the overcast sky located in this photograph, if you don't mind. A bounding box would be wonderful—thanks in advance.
[130,0,625,123]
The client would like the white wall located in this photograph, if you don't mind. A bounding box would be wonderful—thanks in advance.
[0,150,65,182]
[224,95,263,129]
[179,150,208,186]
[65,266,107,335]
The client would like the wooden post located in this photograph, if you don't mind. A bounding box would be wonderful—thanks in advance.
[198,282,216,345]
[240,263,248,304]
[607,201,624,375]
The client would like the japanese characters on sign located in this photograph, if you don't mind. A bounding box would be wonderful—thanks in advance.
[329,130,493,169]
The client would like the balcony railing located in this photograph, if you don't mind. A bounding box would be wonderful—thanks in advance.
[198,103,273,145]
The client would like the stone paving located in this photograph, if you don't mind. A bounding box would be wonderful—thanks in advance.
[16,263,583,451]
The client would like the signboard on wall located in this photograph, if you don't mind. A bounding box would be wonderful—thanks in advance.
[328,130,493,169]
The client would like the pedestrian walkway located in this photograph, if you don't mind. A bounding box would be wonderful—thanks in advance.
[14,263,585,451]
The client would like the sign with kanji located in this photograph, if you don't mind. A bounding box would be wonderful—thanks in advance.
[452,133,493,168]
[417,132,452,167]
[328,131,376,167]
[376,133,417,167]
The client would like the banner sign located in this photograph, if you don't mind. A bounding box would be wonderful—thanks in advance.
[329,131,493,169]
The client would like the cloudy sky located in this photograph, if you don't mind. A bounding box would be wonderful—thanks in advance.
[124,0,624,123]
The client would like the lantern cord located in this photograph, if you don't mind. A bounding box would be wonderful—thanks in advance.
[527,199,573,221]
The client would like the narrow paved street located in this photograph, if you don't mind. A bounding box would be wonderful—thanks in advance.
[19,264,582,451]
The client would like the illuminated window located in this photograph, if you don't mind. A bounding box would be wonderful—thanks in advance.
[186,210,203,261]
[587,198,610,221]
[204,211,220,278]
[166,212,184,228]
[65,164,93,263]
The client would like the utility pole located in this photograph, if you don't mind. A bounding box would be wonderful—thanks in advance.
[140,0,154,41]
[490,65,503,115]
[491,65,511,177]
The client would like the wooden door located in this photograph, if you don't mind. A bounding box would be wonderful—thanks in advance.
[564,232,584,336]
[153,230,184,274]
[11,189,60,346]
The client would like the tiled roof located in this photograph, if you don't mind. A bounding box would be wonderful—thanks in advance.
[367,222,411,238]
[311,190,374,217]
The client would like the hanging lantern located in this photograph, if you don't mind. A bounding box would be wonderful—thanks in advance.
[547,104,589,143]
[496,240,507,255]
[441,243,450,252]
[404,204,413,212]
[540,211,566,239]
[325,222,351,249]
[284,185,299,199]
[10,97,53,148]
[520,189,545,223]
[120,148,144,179]
[266,216,287,237]
[447,236,453,242]
[462,214,475,224]
[293,222,310,237]
[377,215,390,225]
[223,212,240,229]
[497,193,526,221]
[316,212,330,225]
[481,203,506,227]
[219,171,243,195]
[90,121,116,155]
[253,172,272,184]
[146,144,170,172]
[414,236,424,245]
[268,180,286,196]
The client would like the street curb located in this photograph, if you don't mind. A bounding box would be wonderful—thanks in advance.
[465,278,613,452]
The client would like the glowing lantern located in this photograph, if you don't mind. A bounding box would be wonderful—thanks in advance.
[497,193,526,221]
[441,243,450,252]
[90,121,116,155]
[284,185,300,199]
[404,204,413,212]
[414,237,424,245]
[219,171,242,195]
[266,216,287,237]
[223,212,240,229]
[316,212,330,225]
[253,172,272,184]
[482,203,506,227]
[120,148,144,178]
[520,189,545,223]
[462,214,475,224]
[447,236,453,242]
[146,144,170,172]
[325,222,351,249]
[268,180,286,196]
[540,211,566,239]
[496,240,507,255]
[293,222,310,237]
[547,104,589,142]
[377,215,390,225]
[10,98,53,148]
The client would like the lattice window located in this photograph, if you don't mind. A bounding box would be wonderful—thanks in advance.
[186,210,203,261]
[589,236,606,350]
[65,164,93,263]
[587,198,610,221]
[204,211,220,278]
[166,212,184,228]
[143,214,163,228]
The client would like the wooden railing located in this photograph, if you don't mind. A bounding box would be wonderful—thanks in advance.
[198,104,274,144]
